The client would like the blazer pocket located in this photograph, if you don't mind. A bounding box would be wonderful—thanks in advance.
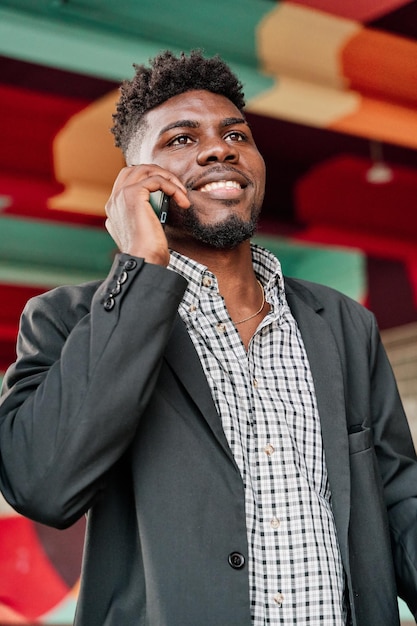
[348,425,372,455]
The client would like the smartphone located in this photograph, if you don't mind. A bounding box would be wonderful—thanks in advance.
[149,190,169,225]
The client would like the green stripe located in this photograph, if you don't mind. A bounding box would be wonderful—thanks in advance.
[399,597,414,621]
[0,216,367,298]
[254,234,366,302]
[0,2,274,97]
[0,216,114,286]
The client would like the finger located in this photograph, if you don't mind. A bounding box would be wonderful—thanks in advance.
[109,175,190,215]
[116,164,188,196]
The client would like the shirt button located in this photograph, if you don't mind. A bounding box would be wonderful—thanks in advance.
[189,304,197,312]
[270,517,280,529]
[264,443,275,456]
[273,592,284,607]
[216,323,226,333]
[228,552,245,569]
[253,378,258,388]
[202,276,212,287]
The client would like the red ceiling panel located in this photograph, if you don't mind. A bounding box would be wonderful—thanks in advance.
[287,0,412,21]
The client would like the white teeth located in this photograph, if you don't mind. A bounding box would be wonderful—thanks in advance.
[200,180,241,193]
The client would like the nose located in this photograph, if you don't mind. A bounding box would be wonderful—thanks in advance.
[197,136,239,165]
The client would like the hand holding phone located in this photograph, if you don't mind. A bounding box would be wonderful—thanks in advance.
[149,190,169,225]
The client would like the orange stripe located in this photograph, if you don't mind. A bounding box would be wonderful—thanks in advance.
[342,29,417,106]
[331,96,417,150]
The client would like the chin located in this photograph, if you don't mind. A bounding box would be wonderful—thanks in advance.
[185,210,259,249]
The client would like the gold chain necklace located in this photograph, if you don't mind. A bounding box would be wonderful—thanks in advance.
[234,280,265,325]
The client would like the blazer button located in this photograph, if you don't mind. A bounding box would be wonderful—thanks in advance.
[228,552,245,569]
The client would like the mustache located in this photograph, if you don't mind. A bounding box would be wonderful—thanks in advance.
[186,165,252,190]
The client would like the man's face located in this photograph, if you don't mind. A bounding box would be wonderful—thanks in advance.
[128,89,266,249]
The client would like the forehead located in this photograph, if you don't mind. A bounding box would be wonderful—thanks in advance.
[146,89,243,130]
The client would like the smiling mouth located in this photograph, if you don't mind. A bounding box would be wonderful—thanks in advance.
[199,180,243,193]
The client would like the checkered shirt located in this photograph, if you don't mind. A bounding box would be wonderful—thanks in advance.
[168,244,346,625]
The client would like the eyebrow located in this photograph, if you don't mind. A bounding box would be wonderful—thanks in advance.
[159,120,199,136]
[158,116,248,137]
[222,117,247,127]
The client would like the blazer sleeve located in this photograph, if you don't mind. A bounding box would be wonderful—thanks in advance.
[389,497,417,619]
[369,316,417,618]
[0,253,187,528]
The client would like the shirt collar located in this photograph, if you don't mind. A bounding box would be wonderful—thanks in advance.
[168,243,285,306]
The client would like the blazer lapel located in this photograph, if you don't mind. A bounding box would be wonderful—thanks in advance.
[285,280,351,565]
[164,315,236,463]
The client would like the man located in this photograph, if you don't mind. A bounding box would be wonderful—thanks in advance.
[0,50,416,626]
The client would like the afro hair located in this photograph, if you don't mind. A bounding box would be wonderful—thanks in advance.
[111,49,246,155]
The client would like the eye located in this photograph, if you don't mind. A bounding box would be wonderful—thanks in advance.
[225,131,246,142]
[168,134,193,146]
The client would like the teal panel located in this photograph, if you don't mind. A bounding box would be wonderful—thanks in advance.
[0,6,167,82]
[0,262,103,288]
[0,0,271,65]
[42,595,78,624]
[0,216,114,286]
[0,2,275,97]
[399,597,414,621]
[0,216,367,296]
[254,234,366,302]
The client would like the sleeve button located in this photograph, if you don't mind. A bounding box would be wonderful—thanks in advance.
[118,270,128,285]
[124,259,137,271]
[111,282,122,296]
[103,296,115,311]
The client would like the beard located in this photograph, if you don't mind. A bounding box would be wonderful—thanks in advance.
[167,199,261,250]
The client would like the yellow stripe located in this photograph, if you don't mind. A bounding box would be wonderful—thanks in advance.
[247,75,359,127]
[256,4,360,89]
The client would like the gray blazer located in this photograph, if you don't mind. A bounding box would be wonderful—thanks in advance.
[1,253,417,626]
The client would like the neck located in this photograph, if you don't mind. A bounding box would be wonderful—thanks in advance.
[169,237,254,285]
[169,238,269,350]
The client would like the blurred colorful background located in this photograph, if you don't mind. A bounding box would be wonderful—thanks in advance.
[1,0,417,623]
